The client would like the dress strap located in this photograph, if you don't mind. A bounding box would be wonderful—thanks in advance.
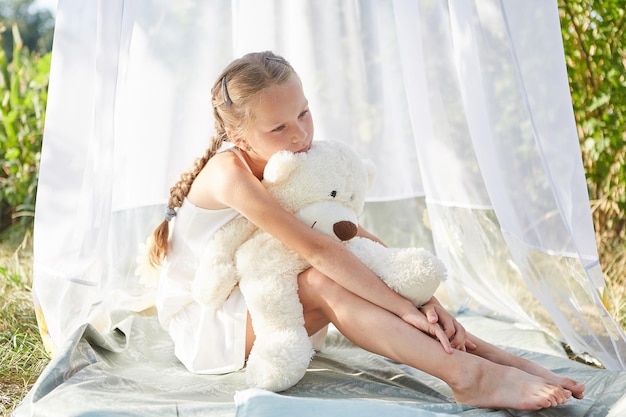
[228,147,254,174]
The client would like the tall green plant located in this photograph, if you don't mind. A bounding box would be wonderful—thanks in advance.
[0,24,50,232]
[559,1,626,238]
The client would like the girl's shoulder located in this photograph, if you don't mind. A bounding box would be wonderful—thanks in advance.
[189,148,254,210]
[205,148,251,179]
[187,151,236,206]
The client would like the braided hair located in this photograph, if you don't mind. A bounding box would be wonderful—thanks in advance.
[148,51,295,266]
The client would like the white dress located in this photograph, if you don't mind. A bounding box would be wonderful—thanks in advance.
[156,148,326,374]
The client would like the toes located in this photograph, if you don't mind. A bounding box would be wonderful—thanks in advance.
[562,379,585,399]
[538,396,554,409]
[572,382,585,399]
[541,385,570,408]
[556,387,572,405]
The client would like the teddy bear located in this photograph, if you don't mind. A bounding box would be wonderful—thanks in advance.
[192,140,447,392]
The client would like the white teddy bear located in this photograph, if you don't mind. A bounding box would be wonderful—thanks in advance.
[192,140,446,392]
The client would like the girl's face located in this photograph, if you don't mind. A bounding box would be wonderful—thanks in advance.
[238,75,314,163]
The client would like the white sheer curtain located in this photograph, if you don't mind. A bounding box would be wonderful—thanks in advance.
[34,0,625,369]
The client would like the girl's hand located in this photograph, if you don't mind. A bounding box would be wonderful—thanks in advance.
[399,308,455,353]
[419,297,477,352]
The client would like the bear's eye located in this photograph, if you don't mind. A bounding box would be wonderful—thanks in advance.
[329,190,337,198]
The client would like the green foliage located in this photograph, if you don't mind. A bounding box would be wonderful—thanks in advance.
[559,1,626,238]
[0,24,50,232]
[558,0,626,328]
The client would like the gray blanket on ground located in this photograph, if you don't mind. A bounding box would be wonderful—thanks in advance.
[14,312,626,417]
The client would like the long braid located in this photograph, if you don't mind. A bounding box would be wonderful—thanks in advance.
[149,129,226,266]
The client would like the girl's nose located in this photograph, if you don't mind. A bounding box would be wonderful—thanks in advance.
[292,123,307,142]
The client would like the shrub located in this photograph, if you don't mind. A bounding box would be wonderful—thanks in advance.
[0,24,50,233]
[558,0,626,329]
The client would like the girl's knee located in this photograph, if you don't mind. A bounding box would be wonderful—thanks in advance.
[298,268,338,304]
[298,267,342,297]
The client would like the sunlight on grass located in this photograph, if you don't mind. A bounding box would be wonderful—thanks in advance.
[0,229,50,416]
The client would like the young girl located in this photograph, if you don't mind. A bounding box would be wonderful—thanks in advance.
[149,51,585,410]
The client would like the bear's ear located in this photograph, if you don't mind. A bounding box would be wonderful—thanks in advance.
[363,159,376,191]
[263,150,307,185]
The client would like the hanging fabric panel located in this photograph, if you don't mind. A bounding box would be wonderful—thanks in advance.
[33,0,625,369]
[394,0,625,369]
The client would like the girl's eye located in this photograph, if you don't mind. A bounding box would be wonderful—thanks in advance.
[299,109,309,118]
[272,125,285,132]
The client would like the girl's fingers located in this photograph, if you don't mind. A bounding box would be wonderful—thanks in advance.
[402,311,453,353]
[427,310,439,323]
[433,326,453,354]
[419,304,439,324]
[465,336,478,351]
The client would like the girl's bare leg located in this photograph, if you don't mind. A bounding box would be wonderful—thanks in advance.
[285,268,576,411]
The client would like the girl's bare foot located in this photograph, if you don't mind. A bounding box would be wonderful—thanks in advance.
[508,355,585,399]
[451,357,572,410]
[520,362,585,400]
[466,335,585,400]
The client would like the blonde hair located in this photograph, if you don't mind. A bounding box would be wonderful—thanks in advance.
[148,51,296,266]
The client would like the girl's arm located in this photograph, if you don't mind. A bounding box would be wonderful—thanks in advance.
[356,225,386,246]
[199,153,455,352]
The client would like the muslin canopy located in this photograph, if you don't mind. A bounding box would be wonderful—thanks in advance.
[33,0,625,372]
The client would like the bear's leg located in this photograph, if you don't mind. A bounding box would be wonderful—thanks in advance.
[237,232,314,391]
[245,326,313,391]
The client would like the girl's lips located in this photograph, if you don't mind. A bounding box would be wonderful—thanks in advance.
[297,144,311,153]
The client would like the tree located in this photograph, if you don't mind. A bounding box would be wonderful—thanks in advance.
[559,1,626,238]
[0,0,54,59]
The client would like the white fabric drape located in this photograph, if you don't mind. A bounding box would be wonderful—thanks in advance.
[34,0,625,369]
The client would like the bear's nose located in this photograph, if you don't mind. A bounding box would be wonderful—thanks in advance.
[334,221,358,241]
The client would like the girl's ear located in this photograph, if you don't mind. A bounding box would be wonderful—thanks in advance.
[227,129,248,150]
[225,127,235,141]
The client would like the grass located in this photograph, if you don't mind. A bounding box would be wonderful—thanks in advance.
[0,226,50,417]
[597,235,626,330]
